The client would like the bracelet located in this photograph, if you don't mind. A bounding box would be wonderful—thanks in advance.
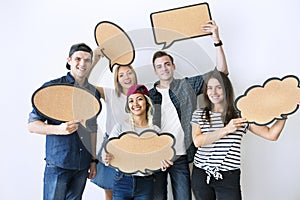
[214,40,223,47]
[91,158,99,164]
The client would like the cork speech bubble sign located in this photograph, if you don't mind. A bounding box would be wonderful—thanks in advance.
[150,3,212,49]
[32,84,101,127]
[235,75,300,126]
[94,21,135,72]
[105,130,175,174]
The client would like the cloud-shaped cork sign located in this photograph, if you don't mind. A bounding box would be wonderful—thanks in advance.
[105,130,175,174]
[94,21,135,72]
[235,75,300,126]
[32,84,101,128]
[150,3,212,49]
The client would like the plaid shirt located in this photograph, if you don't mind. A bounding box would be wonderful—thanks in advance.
[149,74,207,162]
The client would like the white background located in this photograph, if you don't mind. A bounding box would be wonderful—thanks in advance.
[1,0,300,199]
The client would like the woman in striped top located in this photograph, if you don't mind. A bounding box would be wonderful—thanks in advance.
[191,70,289,200]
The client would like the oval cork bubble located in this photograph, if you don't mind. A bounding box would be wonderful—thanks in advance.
[32,84,101,128]
[94,21,135,72]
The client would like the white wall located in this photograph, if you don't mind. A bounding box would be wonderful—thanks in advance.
[1,0,299,199]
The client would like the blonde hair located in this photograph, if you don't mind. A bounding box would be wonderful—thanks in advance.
[113,65,137,97]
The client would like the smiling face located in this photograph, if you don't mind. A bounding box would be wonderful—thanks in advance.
[127,93,147,117]
[153,55,175,82]
[207,78,224,106]
[118,66,137,91]
[67,51,92,80]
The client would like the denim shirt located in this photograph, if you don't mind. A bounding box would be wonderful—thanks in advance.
[28,72,101,170]
[149,74,207,162]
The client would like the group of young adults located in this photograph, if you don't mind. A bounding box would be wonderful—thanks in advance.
[28,20,295,200]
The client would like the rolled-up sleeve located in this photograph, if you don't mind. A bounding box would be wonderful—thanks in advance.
[28,109,46,123]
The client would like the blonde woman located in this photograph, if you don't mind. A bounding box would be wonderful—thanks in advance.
[91,48,138,200]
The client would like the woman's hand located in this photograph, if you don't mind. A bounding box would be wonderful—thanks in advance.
[91,47,104,69]
[224,118,247,134]
[103,152,114,166]
[160,160,174,171]
[93,47,104,62]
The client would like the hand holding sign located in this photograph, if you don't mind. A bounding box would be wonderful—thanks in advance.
[32,84,101,128]
[105,130,175,174]
[150,3,212,49]
[94,21,135,72]
[235,75,300,125]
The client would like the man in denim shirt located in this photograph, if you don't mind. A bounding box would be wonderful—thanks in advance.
[28,43,101,200]
[149,21,229,200]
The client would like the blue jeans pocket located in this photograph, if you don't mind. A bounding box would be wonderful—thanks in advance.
[114,171,125,181]
[45,162,56,168]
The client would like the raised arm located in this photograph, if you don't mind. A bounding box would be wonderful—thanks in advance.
[201,20,229,75]
[89,47,106,99]
[91,46,104,69]
[249,103,299,140]
[88,46,104,80]
[249,119,287,141]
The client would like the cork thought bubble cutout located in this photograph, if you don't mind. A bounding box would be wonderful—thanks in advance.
[94,21,135,72]
[32,84,101,127]
[105,130,175,174]
[150,3,212,49]
[235,75,300,126]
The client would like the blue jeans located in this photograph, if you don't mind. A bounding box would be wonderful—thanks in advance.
[191,166,241,200]
[43,163,88,200]
[113,171,154,200]
[153,155,191,200]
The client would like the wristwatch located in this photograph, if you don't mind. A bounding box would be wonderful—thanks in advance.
[214,40,223,47]
[91,158,99,164]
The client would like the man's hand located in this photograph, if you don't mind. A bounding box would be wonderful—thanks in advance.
[57,120,81,135]
[201,20,221,43]
[160,160,174,171]
[88,162,97,179]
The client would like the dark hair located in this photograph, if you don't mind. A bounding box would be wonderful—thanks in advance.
[202,70,238,125]
[66,43,93,70]
[152,51,174,67]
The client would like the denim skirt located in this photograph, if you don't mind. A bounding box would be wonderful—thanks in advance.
[90,133,116,190]
[91,161,116,190]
